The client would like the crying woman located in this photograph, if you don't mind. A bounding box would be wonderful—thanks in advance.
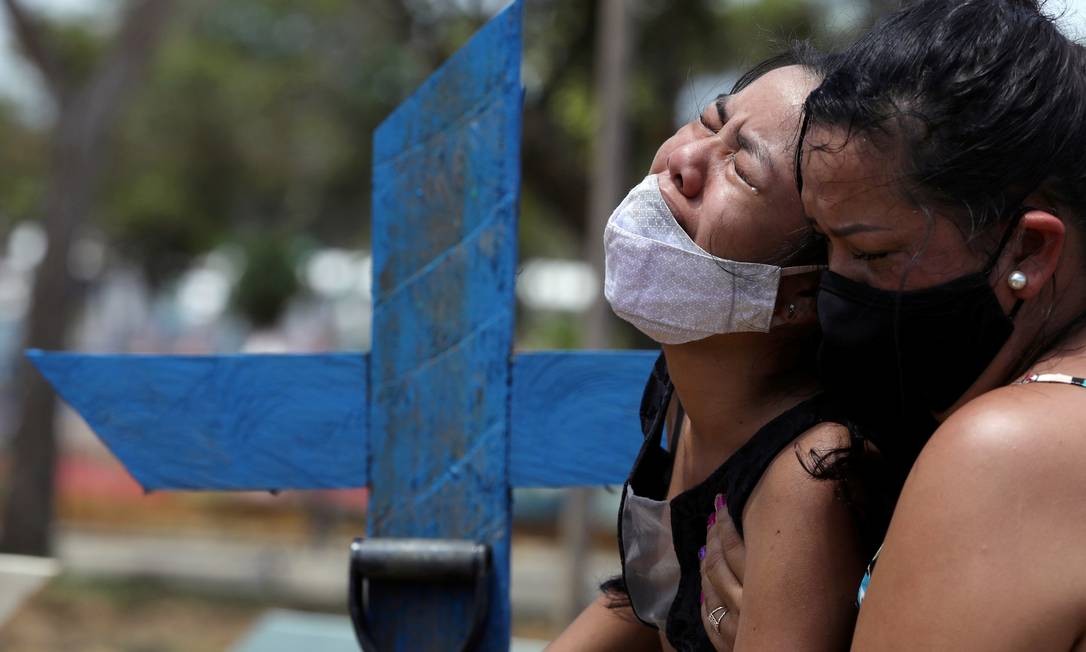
[547,47,901,652]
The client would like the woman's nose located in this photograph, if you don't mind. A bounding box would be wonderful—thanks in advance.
[667,139,710,198]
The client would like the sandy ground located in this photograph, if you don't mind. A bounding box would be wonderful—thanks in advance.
[0,447,622,648]
[0,574,280,652]
[0,526,619,649]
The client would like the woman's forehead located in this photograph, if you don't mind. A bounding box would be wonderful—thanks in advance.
[731,65,819,154]
[802,128,899,200]
[733,65,818,117]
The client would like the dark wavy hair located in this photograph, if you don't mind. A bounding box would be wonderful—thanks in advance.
[799,0,1086,379]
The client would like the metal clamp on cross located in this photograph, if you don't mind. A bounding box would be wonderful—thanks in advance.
[30,2,656,649]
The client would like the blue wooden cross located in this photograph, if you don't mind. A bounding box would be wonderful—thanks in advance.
[30,3,656,649]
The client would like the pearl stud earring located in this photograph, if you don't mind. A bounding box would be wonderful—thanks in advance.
[1008,270,1028,291]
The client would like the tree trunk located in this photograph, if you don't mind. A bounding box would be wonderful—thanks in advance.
[0,0,175,556]
[558,0,631,626]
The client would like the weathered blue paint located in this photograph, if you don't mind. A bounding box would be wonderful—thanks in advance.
[510,350,657,488]
[24,3,663,649]
[32,348,654,492]
[27,350,368,491]
[366,1,521,649]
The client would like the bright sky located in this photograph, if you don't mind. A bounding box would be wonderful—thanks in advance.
[2,0,1086,125]
[0,0,114,124]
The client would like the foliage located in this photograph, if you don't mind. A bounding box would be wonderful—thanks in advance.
[232,234,300,327]
[0,0,881,326]
[0,105,45,227]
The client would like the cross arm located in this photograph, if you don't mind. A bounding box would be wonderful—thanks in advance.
[510,350,656,487]
[28,350,369,492]
[29,349,655,492]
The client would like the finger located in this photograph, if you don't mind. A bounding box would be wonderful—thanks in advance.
[702,530,742,618]
[713,493,747,584]
[701,568,738,650]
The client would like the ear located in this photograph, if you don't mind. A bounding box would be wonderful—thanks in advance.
[996,210,1064,302]
[771,271,820,330]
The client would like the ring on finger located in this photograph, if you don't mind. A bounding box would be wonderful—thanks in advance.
[707,605,729,631]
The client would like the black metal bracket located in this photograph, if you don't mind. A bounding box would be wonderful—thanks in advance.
[348,537,492,651]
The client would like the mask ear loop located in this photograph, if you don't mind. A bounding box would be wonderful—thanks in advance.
[985,206,1034,321]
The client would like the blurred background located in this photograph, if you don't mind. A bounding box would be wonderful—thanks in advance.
[0,0,1083,649]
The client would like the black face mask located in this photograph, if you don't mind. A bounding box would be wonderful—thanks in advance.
[817,264,1021,467]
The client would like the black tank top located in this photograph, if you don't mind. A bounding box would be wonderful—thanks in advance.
[618,354,858,651]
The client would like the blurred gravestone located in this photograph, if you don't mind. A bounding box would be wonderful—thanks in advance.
[0,554,59,627]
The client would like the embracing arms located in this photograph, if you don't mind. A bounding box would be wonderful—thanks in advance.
[702,423,868,652]
[700,389,1086,651]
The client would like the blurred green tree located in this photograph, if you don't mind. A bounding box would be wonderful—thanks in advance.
[0,0,886,556]
[232,234,300,329]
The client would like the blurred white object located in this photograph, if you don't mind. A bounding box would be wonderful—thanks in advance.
[230,609,357,652]
[305,249,370,299]
[517,258,598,312]
[7,222,47,272]
[241,330,290,353]
[176,266,231,326]
[0,553,59,627]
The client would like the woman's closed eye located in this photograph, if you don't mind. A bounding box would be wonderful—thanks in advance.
[698,116,757,191]
[698,98,760,193]
[728,153,757,192]
[809,227,892,263]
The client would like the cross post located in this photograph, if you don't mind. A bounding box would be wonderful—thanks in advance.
[30,2,656,649]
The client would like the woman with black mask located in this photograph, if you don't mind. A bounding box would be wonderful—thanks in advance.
[700,1,1086,649]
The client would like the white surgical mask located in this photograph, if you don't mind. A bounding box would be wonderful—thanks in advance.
[603,174,822,344]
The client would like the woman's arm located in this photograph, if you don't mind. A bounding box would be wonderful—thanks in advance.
[852,388,1086,651]
[546,593,662,652]
[706,423,867,652]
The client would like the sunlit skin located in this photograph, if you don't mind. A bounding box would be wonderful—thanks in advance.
[550,66,868,652]
[650,67,810,266]
[701,125,1086,651]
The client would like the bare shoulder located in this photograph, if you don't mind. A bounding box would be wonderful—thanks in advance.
[911,383,1086,500]
[854,385,1086,648]
[894,384,1086,557]
[743,420,854,524]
